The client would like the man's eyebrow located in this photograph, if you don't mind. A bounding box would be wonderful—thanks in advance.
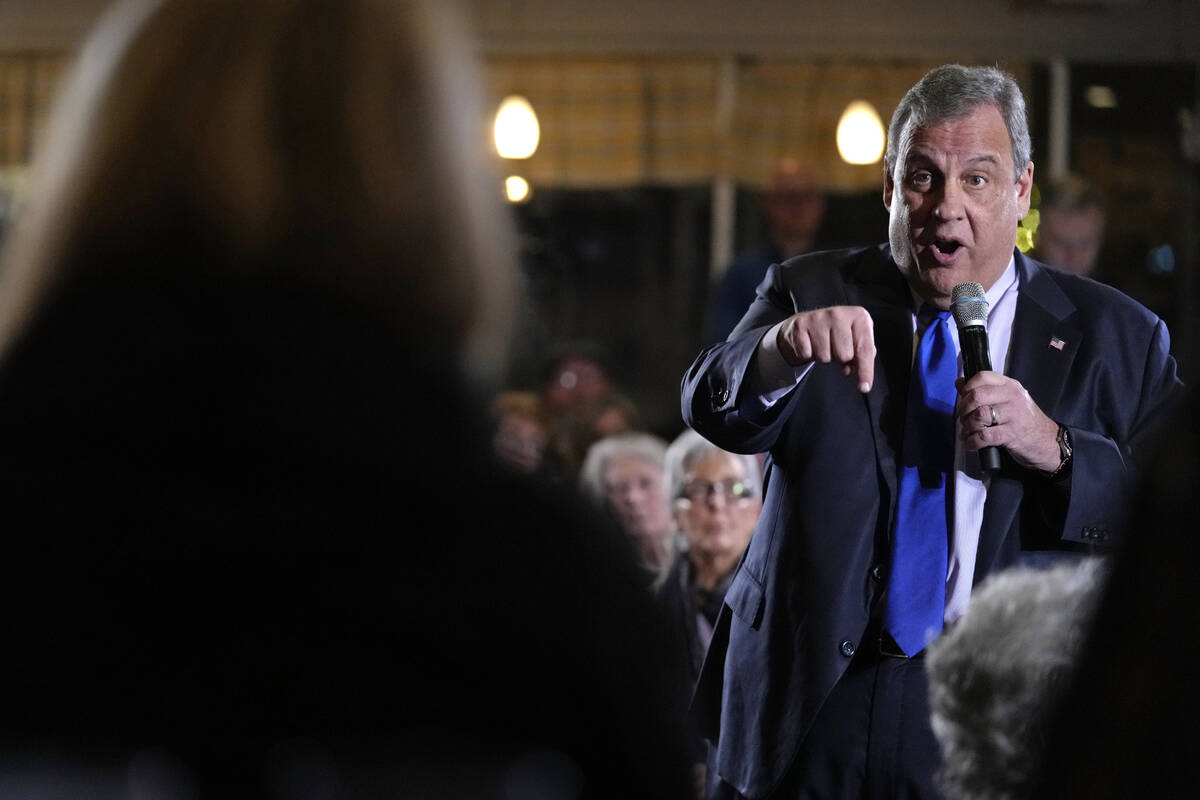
[904,151,1002,169]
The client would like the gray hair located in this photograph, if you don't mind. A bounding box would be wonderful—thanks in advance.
[578,431,669,504]
[663,428,761,505]
[885,64,1032,182]
[925,557,1108,800]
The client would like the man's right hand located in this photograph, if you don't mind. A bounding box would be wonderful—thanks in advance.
[775,306,876,393]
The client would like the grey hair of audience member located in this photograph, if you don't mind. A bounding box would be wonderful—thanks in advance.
[578,431,670,505]
[885,64,1032,183]
[924,557,1108,800]
[663,427,761,506]
[0,0,514,387]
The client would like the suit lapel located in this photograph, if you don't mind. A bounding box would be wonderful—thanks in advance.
[843,248,911,526]
[974,252,1080,582]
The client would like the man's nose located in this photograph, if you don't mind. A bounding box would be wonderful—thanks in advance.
[932,181,965,221]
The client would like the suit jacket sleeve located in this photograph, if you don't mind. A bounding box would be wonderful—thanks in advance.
[1055,315,1183,547]
[682,259,850,455]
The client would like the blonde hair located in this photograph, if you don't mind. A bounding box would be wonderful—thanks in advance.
[0,0,515,384]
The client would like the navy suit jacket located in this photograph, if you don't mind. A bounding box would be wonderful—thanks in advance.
[680,244,1183,799]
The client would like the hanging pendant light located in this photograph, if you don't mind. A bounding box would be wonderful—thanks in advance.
[836,100,885,165]
[494,95,540,160]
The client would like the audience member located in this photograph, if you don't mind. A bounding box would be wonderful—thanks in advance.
[655,429,763,800]
[0,1,695,797]
[924,557,1107,800]
[1030,386,1196,800]
[536,340,618,479]
[490,389,550,474]
[575,389,645,461]
[1032,172,1107,277]
[656,428,762,691]
[580,432,676,580]
[705,157,828,342]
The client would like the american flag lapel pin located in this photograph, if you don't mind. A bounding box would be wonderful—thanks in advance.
[1049,336,1066,351]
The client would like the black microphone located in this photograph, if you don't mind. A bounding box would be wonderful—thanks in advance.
[951,281,1001,472]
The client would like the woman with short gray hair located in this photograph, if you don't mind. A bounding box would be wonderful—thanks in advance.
[657,428,762,688]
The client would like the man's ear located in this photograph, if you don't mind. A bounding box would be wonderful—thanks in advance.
[883,168,895,213]
[1016,161,1034,217]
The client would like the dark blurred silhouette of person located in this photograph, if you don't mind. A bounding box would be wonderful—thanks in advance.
[1030,386,1198,800]
[681,64,1183,800]
[1033,172,1107,278]
[705,157,828,342]
[924,557,1106,800]
[579,432,676,581]
[0,1,695,797]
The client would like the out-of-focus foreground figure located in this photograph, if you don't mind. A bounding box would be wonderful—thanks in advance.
[0,1,694,797]
[924,557,1106,800]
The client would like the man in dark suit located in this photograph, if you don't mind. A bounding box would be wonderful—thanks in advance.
[680,64,1183,800]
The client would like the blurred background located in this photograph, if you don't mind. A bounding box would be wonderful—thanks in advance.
[1,0,1198,441]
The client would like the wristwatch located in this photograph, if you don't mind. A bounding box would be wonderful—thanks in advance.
[1045,423,1073,479]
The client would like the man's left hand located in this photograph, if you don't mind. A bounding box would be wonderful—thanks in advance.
[955,371,1062,472]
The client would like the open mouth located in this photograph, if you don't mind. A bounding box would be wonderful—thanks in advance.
[925,237,965,265]
[932,238,962,256]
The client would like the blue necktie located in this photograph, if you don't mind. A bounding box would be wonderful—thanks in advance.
[884,307,956,657]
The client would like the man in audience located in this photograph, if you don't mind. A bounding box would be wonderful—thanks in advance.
[706,157,828,342]
[1033,172,1107,278]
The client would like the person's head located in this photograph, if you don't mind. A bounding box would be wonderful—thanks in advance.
[762,157,826,258]
[925,557,1107,800]
[577,391,643,457]
[883,64,1034,309]
[0,0,514,387]
[490,390,550,473]
[665,429,760,568]
[1035,173,1107,276]
[538,343,615,421]
[579,433,673,572]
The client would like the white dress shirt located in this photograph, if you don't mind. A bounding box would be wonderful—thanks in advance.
[743,258,1019,623]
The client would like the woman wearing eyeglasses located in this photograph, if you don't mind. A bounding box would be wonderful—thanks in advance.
[657,428,764,796]
[658,429,764,691]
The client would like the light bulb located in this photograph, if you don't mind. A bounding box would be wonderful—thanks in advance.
[505,175,531,203]
[836,100,885,165]
[494,95,540,159]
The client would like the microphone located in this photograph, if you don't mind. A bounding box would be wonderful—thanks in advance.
[951,281,1001,472]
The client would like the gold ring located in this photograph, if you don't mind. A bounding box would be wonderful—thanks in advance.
[989,405,998,427]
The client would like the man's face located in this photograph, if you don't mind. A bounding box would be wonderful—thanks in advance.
[884,103,1033,308]
[1037,206,1104,276]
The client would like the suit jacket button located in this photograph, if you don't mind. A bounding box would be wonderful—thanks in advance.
[871,564,884,582]
[715,387,731,405]
[840,640,855,658]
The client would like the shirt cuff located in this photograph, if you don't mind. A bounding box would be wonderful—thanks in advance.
[742,321,813,412]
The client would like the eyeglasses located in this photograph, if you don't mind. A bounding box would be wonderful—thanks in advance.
[678,478,756,505]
